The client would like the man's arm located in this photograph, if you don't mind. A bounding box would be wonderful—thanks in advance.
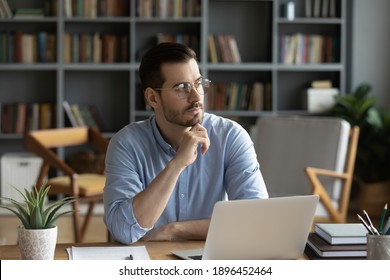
[132,124,210,228]
[140,219,210,241]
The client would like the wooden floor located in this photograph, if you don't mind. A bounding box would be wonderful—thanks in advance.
[0,214,108,245]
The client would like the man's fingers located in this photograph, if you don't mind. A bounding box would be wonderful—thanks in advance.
[189,124,210,154]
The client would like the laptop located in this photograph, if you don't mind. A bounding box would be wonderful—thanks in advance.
[171,195,319,260]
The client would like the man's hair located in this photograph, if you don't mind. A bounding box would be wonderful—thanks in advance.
[139,42,197,91]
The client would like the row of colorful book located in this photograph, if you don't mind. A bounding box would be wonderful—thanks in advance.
[279,33,339,64]
[0,103,56,134]
[305,223,368,259]
[208,34,241,63]
[305,0,337,18]
[63,32,128,63]
[64,0,129,18]
[0,31,56,63]
[0,102,105,134]
[207,82,272,111]
[137,0,200,18]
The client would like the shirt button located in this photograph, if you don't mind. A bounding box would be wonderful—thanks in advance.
[179,193,185,199]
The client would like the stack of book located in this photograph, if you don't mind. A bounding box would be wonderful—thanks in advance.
[305,223,369,259]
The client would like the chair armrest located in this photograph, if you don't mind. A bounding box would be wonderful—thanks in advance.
[24,133,76,175]
[89,128,109,153]
[305,166,349,180]
[305,166,349,223]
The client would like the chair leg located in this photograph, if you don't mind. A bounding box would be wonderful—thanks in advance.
[80,201,96,242]
[72,200,82,243]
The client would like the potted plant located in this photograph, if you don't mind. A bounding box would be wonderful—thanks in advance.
[0,182,76,259]
[326,83,390,216]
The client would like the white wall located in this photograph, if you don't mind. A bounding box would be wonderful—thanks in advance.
[350,0,390,108]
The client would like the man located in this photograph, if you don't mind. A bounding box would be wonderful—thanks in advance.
[104,42,268,244]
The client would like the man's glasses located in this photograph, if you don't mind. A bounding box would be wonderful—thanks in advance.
[153,78,211,99]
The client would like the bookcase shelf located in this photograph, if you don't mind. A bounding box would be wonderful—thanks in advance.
[0,0,347,154]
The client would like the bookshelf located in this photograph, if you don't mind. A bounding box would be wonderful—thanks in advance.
[0,0,347,155]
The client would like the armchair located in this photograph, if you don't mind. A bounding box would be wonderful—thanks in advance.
[252,116,359,224]
[24,127,109,242]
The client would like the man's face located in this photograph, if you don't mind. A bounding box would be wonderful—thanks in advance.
[157,59,205,127]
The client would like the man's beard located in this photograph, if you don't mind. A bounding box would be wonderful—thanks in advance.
[162,102,204,127]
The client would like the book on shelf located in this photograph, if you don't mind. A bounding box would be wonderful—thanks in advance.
[63,100,79,127]
[79,105,100,130]
[0,0,12,19]
[248,82,264,111]
[329,0,336,17]
[321,0,329,17]
[14,103,27,134]
[305,0,312,17]
[306,232,367,258]
[13,8,44,18]
[63,33,71,63]
[40,103,55,130]
[313,0,321,17]
[207,34,218,64]
[314,223,369,245]
[69,104,85,127]
[311,80,333,88]
[88,105,105,131]
[63,101,105,131]
[29,103,40,131]
[226,35,241,63]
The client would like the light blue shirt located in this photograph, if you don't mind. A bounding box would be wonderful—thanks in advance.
[103,113,268,243]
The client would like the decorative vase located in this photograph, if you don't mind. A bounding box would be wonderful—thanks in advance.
[356,180,390,218]
[18,225,58,260]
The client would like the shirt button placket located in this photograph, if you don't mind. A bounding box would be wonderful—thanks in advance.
[178,170,188,221]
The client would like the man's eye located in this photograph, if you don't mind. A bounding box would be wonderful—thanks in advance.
[176,83,186,90]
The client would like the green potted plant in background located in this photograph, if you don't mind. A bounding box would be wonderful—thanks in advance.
[326,83,390,216]
[0,182,76,259]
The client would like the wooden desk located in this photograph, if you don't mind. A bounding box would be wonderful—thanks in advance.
[0,241,205,260]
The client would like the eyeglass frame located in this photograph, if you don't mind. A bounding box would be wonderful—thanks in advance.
[152,77,211,99]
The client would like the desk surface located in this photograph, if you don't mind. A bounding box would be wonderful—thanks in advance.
[0,241,205,260]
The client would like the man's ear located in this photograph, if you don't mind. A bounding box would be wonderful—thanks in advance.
[144,87,159,109]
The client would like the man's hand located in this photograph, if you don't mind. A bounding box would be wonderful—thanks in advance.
[175,123,210,168]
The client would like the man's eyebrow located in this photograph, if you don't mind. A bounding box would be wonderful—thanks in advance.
[172,77,203,87]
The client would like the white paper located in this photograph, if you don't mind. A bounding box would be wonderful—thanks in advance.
[67,246,150,260]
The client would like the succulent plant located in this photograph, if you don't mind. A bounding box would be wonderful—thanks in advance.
[0,182,76,229]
